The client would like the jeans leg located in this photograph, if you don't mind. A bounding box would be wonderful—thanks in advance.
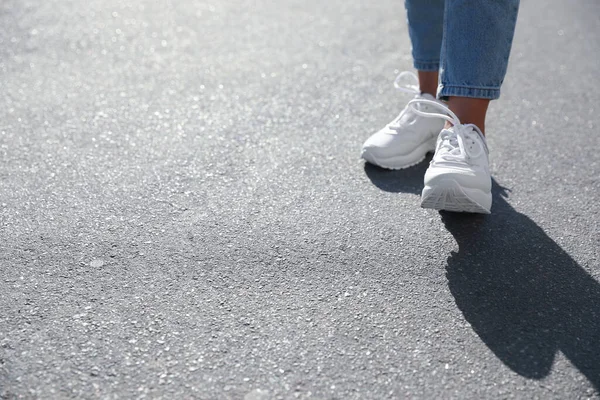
[405,0,445,72]
[438,0,520,100]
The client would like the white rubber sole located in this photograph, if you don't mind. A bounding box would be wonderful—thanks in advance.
[421,179,491,214]
[361,138,436,170]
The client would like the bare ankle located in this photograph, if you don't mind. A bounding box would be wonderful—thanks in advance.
[446,97,490,135]
[418,71,439,98]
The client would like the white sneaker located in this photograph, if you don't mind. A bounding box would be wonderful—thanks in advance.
[361,72,446,169]
[407,99,492,214]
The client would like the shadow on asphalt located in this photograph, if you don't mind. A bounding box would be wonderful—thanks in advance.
[363,155,432,195]
[364,162,600,390]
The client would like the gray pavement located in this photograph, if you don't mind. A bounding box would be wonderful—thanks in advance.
[1,0,600,398]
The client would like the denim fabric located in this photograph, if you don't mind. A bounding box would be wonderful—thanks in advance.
[405,0,520,100]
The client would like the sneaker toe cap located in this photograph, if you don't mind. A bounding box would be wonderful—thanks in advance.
[425,167,491,192]
[362,131,420,158]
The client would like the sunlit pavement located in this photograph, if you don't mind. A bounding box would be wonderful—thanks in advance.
[1,0,599,398]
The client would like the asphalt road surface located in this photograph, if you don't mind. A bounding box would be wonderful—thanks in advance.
[1,0,599,398]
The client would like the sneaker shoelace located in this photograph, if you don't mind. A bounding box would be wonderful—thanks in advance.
[407,98,487,163]
[393,71,420,95]
[388,71,423,132]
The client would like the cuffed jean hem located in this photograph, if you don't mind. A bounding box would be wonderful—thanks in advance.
[413,60,440,72]
[437,84,501,100]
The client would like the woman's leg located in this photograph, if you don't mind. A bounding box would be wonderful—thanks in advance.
[439,0,520,134]
[418,71,439,98]
[405,0,445,96]
[446,97,490,133]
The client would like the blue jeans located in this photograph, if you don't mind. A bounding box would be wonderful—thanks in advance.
[405,0,520,100]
